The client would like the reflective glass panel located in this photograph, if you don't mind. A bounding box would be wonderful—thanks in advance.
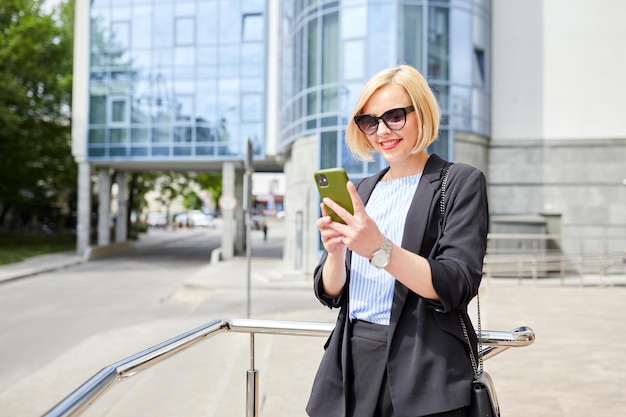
[219,0,241,42]
[131,128,149,143]
[111,21,130,50]
[401,4,423,71]
[242,13,263,42]
[154,4,174,47]
[320,131,338,169]
[110,128,127,144]
[111,99,127,123]
[90,96,107,124]
[428,6,449,79]
[152,126,171,143]
[89,128,106,144]
[132,6,151,49]
[176,17,195,46]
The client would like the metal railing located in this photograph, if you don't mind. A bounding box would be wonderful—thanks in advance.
[43,318,535,417]
[485,233,626,284]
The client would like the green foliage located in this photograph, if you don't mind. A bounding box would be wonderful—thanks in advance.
[0,0,76,232]
[0,234,75,265]
[183,191,203,211]
[194,173,223,209]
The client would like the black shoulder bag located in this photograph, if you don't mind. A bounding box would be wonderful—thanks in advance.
[440,164,501,417]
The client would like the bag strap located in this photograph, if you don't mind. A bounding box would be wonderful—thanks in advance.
[439,164,484,379]
[439,164,454,228]
[459,299,483,379]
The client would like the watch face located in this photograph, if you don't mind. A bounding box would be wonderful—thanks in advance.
[372,250,390,268]
[371,238,392,268]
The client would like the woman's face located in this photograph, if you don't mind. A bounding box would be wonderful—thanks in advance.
[360,84,419,163]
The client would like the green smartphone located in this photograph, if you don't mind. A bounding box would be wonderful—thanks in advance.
[313,168,354,224]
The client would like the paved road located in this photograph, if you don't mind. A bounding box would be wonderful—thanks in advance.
[0,230,219,391]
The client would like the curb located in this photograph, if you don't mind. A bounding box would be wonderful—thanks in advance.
[0,255,84,284]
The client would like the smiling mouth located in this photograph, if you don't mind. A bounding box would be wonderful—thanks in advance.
[379,139,401,149]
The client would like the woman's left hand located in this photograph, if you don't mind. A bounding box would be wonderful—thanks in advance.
[322,181,386,260]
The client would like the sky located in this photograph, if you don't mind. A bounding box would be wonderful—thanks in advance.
[42,0,64,14]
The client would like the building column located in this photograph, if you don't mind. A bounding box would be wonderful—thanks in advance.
[76,160,91,256]
[115,171,128,243]
[97,168,111,246]
[234,169,245,255]
[71,0,90,256]
[221,162,235,260]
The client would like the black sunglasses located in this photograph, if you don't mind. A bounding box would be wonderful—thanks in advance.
[354,105,415,135]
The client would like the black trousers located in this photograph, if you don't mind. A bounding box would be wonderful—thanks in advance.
[349,319,469,417]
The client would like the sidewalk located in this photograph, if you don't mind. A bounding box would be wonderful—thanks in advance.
[0,228,206,284]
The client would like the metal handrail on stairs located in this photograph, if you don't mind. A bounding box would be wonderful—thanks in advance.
[43,318,535,417]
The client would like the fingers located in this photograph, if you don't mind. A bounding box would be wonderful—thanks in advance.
[317,203,339,234]
[346,181,365,216]
[317,203,346,254]
[321,181,363,224]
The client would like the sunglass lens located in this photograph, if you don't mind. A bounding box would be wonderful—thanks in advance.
[383,108,406,128]
[357,116,378,134]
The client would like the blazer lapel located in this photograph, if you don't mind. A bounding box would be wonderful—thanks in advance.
[355,169,386,204]
[389,155,448,336]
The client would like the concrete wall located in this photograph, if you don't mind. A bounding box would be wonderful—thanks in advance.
[282,135,319,276]
[491,0,626,250]
[491,0,544,142]
[542,0,626,140]
[454,132,490,177]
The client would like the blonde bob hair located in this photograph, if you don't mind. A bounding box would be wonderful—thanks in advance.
[345,64,441,162]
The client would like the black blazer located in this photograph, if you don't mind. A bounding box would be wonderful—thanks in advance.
[306,154,489,417]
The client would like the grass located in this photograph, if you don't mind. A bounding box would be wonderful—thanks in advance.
[0,234,76,266]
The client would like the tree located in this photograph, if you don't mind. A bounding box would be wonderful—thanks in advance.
[0,0,75,233]
[194,173,223,211]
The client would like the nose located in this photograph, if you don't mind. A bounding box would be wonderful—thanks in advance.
[376,118,391,134]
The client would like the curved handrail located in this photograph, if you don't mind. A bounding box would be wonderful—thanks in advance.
[43,319,534,417]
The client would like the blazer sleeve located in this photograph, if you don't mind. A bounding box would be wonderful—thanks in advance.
[426,164,489,312]
[313,250,347,309]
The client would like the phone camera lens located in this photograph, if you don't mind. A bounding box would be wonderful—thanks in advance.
[316,174,328,187]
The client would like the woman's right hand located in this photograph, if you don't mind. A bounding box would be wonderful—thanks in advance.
[316,202,347,256]
[317,202,348,298]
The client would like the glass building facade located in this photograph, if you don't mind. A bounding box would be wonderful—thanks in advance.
[280,0,491,180]
[87,0,267,162]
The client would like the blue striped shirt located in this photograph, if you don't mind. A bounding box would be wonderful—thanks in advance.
[349,173,422,325]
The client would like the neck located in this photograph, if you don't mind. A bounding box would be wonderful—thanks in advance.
[385,152,429,181]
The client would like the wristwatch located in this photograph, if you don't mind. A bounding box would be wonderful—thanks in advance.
[370,237,393,269]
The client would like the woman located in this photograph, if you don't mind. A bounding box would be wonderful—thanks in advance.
[306,64,489,417]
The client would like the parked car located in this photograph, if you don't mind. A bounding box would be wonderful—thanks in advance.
[146,212,167,228]
[174,210,216,229]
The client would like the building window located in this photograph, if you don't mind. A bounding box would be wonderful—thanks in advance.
[474,47,486,84]
[111,20,130,50]
[321,12,338,85]
[428,7,449,79]
[343,39,365,80]
[90,95,107,124]
[242,93,262,122]
[402,4,424,71]
[242,13,263,42]
[110,97,128,124]
[176,17,196,46]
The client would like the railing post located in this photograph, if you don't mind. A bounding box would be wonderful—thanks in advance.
[246,369,259,417]
[247,333,259,417]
